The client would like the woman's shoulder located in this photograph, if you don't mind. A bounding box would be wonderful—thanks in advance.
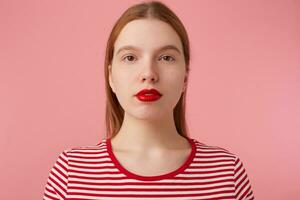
[190,138,255,199]
[191,137,252,178]
[61,138,108,154]
[191,137,237,157]
[190,137,250,169]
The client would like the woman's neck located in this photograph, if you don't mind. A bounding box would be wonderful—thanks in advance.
[110,112,190,153]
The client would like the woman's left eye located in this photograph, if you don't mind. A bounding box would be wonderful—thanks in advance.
[160,55,175,62]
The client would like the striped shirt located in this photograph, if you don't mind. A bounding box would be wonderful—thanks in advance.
[43,137,255,200]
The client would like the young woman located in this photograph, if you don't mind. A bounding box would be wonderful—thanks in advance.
[43,1,255,199]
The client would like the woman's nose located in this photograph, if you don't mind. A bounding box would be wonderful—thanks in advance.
[140,59,159,83]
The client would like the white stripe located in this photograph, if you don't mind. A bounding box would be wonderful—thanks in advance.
[66,193,234,199]
[68,181,234,189]
[68,161,114,167]
[68,186,234,195]
[68,156,110,162]
[68,175,234,183]
[185,165,234,172]
[69,151,107,157]
[191,160,234,166]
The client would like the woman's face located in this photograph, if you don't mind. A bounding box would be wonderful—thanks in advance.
[109,19,187,121]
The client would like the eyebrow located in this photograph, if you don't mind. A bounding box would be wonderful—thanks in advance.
[116,45,182,55]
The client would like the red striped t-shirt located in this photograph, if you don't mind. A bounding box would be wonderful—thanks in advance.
[43,137,255,200]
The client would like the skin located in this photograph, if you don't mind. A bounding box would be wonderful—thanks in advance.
[108,19,190,168]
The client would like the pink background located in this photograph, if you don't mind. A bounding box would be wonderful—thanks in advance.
[1,0,299,199]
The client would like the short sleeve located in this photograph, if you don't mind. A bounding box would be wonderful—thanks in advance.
[234,156,255,200]
[42,150,69,200]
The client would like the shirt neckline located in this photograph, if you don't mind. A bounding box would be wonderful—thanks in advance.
[106,137,196,181]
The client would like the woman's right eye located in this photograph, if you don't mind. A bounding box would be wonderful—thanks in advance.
[122,55,136,62]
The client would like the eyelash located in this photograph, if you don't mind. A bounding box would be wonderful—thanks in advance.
[122,54,175,63]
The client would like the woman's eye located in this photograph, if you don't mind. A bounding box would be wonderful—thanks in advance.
[160,55,175,62]
[122,55,136,62]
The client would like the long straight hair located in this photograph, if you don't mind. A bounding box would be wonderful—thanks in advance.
[103,1,191,140]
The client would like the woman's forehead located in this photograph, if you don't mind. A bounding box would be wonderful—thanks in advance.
[114,19,183,53]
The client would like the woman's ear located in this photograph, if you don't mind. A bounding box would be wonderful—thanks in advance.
[108,65,115,93]
[182,74,188,93]
[182,82,187,93]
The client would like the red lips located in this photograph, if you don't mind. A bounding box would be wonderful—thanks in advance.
[135,88,162,102]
